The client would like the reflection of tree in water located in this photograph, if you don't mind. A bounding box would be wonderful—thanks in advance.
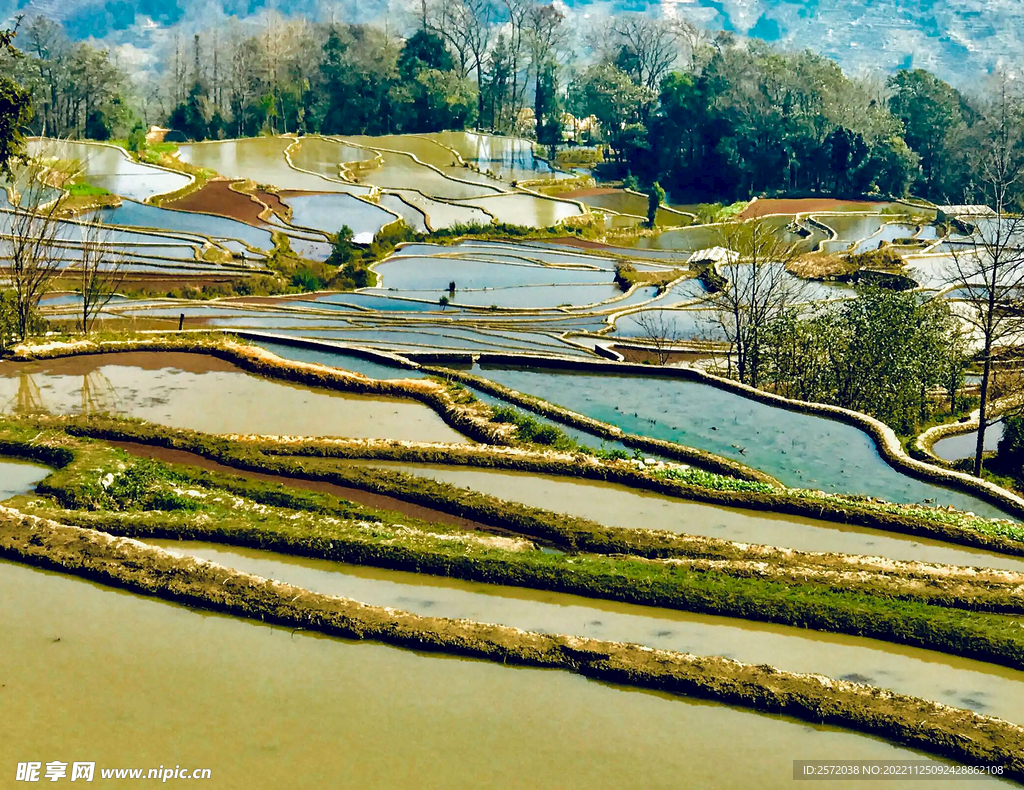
[5,374,47,416]
[79,370,121,415]
[2,370,121,416]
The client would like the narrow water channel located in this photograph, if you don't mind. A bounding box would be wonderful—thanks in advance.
[345,462,1024,572]
[0,352,466,444]
[1,560,1003,789]
[148,540,1024,725]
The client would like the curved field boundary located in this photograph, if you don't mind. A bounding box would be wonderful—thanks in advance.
[422,365,781,485]
[71,200,271,258]
[915,393,1024,464]
[14,333,1024,557]
[917,421,984,464]
[502,185,595,221]
[84,412,1024,562]
[329,136,592,230]
[612,188,696,226]
[304,135,385,179]
[330,137,509,196]
[281,138,385,203]
[56,138,197,204]
[6,335,511,446]
[455,353,1024,518]
[12,422,1024,613]
[2,512,1021,779]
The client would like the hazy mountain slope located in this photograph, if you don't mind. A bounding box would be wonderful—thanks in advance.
[3,0,1019,85]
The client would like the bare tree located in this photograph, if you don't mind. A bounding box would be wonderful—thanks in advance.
[428,0,497,119]
[498,0,530,131]
[77,219,126,334]
[705,220,807,388]
[1,164,68,340]
[632,308,681,365]
[608,14,679,91]
[668,17,715,74]
[945,79,1024,477]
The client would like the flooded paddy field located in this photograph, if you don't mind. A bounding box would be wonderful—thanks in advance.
[177,138,372,195]
[387,190,492,229]
[148,540,1024,723]
[0,352,466,443]
[933,423,1005,462]
[354,151,502,201]
[564,188,693,227]
[471,365,1011,518]
[28,139,191,201]
[452,193,583,227]
[423,131,572,182]
[12,128,1024,788]
[340,461,1024,572]
[3,559,981,790]
[289,136,377,178]
[281,193,396,242]
[89,200,275,251]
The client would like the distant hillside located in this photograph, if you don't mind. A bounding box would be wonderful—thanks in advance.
[660,0,1020,84]
[3,0,1021,85]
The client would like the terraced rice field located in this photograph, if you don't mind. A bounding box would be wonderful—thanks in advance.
[9,135,1024,787]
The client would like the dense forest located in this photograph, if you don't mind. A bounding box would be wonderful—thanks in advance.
[4,7,1024,206]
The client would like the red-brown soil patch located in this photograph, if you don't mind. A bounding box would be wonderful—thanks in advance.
[277,190,332,199]
[108,440,502,535]
[253,189,289,219]
[168,180,282,225]
[739,198,887,219]
[0,351,242,377]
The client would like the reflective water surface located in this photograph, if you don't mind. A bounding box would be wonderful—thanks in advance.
[151,540,1024,724]
[348,462,1024,572]
[1,560,997,789]
[0,353,467,443]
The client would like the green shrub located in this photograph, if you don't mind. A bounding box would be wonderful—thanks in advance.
[291,267,325,291]
[491,405,578,450]
[72,459,201,512]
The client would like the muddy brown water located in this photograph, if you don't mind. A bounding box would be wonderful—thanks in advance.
[107,441,496,535]
[0,352,467,444]
[148,540,1024,726]
[2,559,1005,789]
[344,462,1024,572]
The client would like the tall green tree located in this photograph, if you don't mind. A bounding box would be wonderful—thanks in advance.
[0,27,33,177]
[646,181,664,227]
[568,63,654,164]
[760,289,962,433]
[534,61,561,158]
[887,69,972,199]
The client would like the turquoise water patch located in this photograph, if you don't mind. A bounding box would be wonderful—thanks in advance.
[473,365,1013,517]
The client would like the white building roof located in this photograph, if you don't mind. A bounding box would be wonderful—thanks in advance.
[687,247,739,265]
[936,205,997,218]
